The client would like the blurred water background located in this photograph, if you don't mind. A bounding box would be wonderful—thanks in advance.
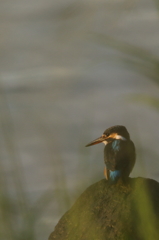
[1,0,159,239]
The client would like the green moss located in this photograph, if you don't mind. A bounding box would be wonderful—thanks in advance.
[49,178,159,240]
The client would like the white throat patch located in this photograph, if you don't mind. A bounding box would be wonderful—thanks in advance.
[115,134,126,140]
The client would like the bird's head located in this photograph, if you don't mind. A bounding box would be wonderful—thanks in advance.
[85,125,130,147]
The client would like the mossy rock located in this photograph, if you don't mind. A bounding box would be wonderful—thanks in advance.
[49,178,159,240]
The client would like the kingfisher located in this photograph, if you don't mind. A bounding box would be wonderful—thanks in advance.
[85,125,136,183]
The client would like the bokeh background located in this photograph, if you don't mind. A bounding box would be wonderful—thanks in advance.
[1,0,159,240]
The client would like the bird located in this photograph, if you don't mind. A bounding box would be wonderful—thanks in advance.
[85,125,136,183]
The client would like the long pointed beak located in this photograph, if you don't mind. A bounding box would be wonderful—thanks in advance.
[85,136,106,147]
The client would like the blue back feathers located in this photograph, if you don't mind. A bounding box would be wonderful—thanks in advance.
[110,140,121,181]
[109,170,121,181]
[112,140,120,151]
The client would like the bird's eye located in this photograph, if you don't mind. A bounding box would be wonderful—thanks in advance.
[102,134,109,137]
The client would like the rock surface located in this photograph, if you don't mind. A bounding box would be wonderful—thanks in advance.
[49,178,159,240]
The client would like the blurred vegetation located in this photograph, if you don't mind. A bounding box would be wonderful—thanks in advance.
[92,33,159,86]
[0,86,52,240]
